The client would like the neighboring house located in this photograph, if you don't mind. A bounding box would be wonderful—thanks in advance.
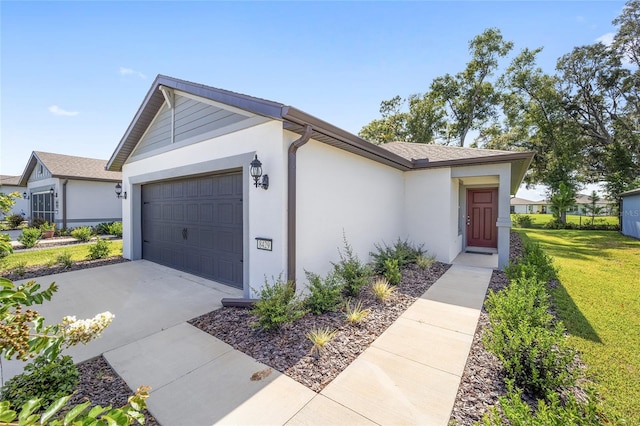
[0,175,28,219]
[106,75,533,296]
[510,197,538,214]
[18,151,122,228]
[571,193,616,216]
[621,188,640,239]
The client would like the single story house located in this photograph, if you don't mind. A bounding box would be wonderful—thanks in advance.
[572,193,616,216]
[510,196,539,214]
[19,151,122,228]
[0,175,28,219]
[621,188,640,239]
[107,75,533,297]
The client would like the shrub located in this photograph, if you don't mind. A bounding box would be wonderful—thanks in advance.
[0,355,79,409]
[106,221,123,237]
[56,251,73,269]
[332,234,372,297]
[94,222,111,235]
[5,213,24,229]
[505,241,557,283]
[482,380,608,425]
[416,254,436,270]
[383,258,402,286]
[71,226,93,242]
[304,270,344,314]
[483,276,577,397]
[513,214,533,228]
[344,299,370,324]
[371,277,395,302]
[30,217,47,229]
[12,260,27,277]
[251,276,307,331]
[18,227,41,248]
[0,234,10,259]
[87,237,111,260]
[370,238,425,274]
[306,327,338,358]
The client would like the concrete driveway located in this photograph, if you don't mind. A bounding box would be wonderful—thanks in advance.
[1,260,242,384]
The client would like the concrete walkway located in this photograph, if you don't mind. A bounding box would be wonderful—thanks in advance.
[3,259,493,425]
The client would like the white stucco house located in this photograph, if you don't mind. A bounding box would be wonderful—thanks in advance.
[621,188,640,239]
[510,196,538,214]
[0,175,28,219]
[18,151,122,229]
[107,75,533,297]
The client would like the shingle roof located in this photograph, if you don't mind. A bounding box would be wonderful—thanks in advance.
[19,152,121,185]
[380,141,524,164]
[621,187,640,197]
[510,197,540,205]
[0,175,23,186]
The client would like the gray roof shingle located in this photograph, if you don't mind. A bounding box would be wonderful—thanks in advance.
[19,152,121,185]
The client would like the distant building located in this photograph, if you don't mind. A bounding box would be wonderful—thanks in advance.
[0,175,28,219]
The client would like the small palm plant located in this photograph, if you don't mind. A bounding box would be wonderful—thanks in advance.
[306,327,338,359]
[371,278,395,302]
[344,299,370,324]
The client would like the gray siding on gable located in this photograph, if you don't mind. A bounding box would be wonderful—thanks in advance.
[132,94,249,158]
[28,162,52,182]
[134,104,172,156]
[622,193,640,239]
[174,96,247,144]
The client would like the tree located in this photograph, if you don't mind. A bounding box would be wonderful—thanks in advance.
[430,28,513,146]
[613,0,640,68]
[489,48,584,193]
[549,182,577,224]
[581,190,605,225]
[358,96,409,144]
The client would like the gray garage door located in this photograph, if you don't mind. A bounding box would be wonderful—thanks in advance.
[142,172,243,288]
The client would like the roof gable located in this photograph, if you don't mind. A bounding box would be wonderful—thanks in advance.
[19,151,122,185]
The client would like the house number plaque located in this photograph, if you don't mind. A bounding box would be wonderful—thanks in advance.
[256,238,272,251]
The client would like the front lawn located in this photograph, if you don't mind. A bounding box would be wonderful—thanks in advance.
[512,213,619,228]
[517,229,640,423]
[1,241,123,270]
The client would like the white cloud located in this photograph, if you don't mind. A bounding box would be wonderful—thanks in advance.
[596,32,615,46]
[48,105,79,116]
[119,67,146,79]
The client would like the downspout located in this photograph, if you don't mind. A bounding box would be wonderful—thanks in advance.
[287,124,313,287]
[62,180,68,229]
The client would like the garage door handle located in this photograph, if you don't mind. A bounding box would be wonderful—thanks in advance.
[182,228,188,240]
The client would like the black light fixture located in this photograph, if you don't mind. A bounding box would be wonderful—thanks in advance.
[23,192,30,200]
[115,183,127,199]
[249,154,269,190]
[50,187,57,198]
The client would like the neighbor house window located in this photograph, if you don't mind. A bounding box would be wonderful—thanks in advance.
[31,192,54,224]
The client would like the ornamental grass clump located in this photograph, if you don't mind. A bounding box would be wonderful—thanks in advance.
[251,276,307,331]
[344,299,370,324]
[306,327,338,358]
[416,253,436,270]
[371,277,395,302]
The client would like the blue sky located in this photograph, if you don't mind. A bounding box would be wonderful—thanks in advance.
[0,1,625,198]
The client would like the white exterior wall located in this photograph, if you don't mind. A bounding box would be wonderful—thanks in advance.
[296,139,405,287]
[512,204,530,214]
[0,185,28,218]
[404,168,457,263]
[622,193,640,239]
[64,180,122,228]
[120,120,286,298]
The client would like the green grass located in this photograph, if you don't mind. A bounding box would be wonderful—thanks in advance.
[517,229,640,423]
[1,241,123,270]
[512,213,619,228]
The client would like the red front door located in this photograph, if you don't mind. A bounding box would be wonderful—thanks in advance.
[467,188,498,248]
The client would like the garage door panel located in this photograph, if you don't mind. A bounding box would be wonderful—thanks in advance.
[142,172,243,288]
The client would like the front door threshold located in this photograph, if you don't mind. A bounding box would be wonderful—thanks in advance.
[465,246,497,255]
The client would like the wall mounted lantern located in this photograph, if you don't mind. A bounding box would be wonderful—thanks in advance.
[249,154,269,190]
[115,183,127,199]
[50,187,57,198]
[23,192,30,200]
